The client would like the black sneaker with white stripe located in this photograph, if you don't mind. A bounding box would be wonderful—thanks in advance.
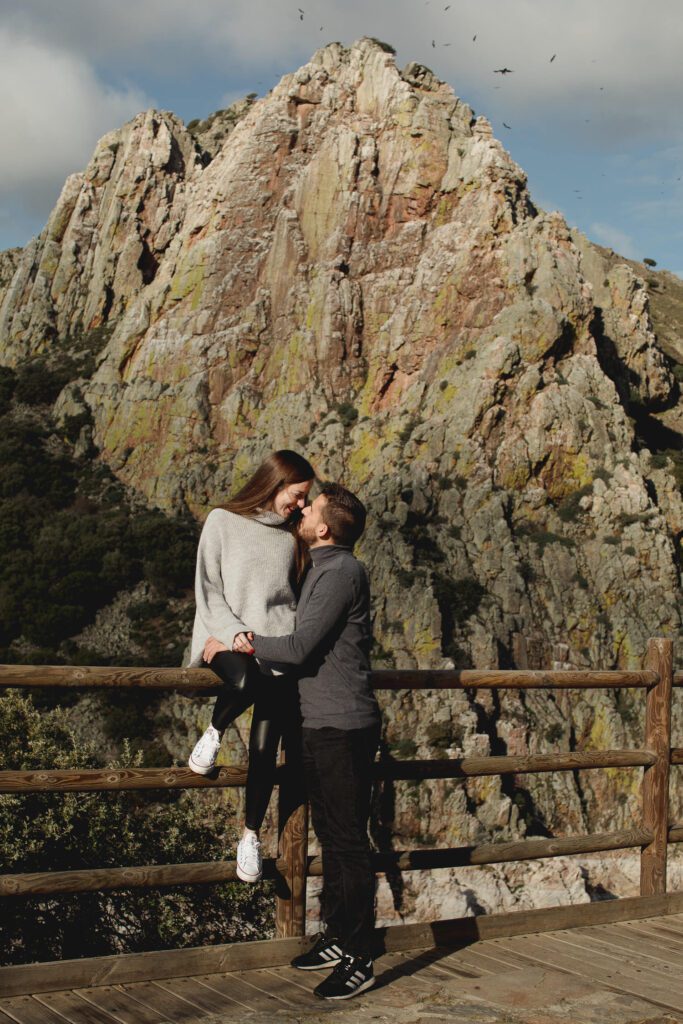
[313,952,375,1000]
[290,933,343,970]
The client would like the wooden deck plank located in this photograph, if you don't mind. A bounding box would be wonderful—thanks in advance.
[436,948,500,976]
[152,977,244,1016]
[227,968,305,1007]
[494,932,683,1012]
[572,922,683,967]
[618,920,683,949]
[74,986,171,1024]
[114,983,207,1022]
[395,949,482,981]
[544,929,683,991]
[259,964,319,995]
[0,1011,21,1024]
[0,996,66,1024]
[33,991,123,1024]
[372,951,442,988]
[519,929,683,994]
[447,943,529,975]
[548,927,683,981]
[631,916,683,940]
[195,972,293,1013]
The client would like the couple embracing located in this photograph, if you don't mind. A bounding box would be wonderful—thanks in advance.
[186,450,380,1001]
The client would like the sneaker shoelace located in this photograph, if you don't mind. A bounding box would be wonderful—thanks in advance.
[241,833,261,853]
[333,953,367,984]
[198,728,221,756]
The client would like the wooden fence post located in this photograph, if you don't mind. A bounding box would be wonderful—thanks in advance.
[640,636,673,896]
[274,746,308,938]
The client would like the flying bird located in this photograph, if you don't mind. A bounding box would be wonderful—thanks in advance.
[502,122,512,129]
[432,39,436,47]
[494,68,514,74]
[472,34,477,41]
[550,54,556,62]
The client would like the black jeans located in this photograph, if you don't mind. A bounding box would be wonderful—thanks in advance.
[302,722,381,958]
[209,651,301,832]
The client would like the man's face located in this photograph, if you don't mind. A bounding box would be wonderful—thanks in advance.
[298,493,328,545]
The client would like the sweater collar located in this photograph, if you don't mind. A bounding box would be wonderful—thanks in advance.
[310,544,351,566]
[253,509,288,527]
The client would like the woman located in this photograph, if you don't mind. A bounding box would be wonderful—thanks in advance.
[187,449,315,882]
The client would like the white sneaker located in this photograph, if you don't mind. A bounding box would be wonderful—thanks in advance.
[188,724,223,775]
[236,832,262,882]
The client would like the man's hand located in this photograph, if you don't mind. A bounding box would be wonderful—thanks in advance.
[232,631,255,655]
[203,636,229,663]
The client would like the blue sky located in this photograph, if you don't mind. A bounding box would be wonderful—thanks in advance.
[1,0,682,275]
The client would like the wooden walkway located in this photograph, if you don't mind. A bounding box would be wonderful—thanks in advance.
[1,914,681,1024]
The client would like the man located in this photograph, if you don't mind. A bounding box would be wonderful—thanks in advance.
[240,482,381,1001]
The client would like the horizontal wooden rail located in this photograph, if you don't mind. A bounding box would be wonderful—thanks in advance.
[366,827,652,871]
[669,825,683,843]
[0,766,253,792]
[0,827,651,897]
[0,664,659,690]
[674,671,683,687]
[0,749,657,793]
[0,665,219,690]
[378,750,656,779]
[374,669,657,690]
[671,748,683,765]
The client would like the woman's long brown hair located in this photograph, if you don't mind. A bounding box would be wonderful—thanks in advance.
[218,449,315,581]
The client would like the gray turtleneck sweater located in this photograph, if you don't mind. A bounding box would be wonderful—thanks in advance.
[187,508,298,669]
[252,545,380,730]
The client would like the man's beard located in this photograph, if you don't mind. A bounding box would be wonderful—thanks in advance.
[297,519,316,545]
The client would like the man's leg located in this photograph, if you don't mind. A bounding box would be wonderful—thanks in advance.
[301,728,345,941]
[304,723,380,958]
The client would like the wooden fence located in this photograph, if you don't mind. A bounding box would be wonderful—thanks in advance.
[0,637,681,948]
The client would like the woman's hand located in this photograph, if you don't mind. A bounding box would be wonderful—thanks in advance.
[232,631,255,655]
[203,636,229,663]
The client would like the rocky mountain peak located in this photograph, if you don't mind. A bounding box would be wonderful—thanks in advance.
[0,38,680,681]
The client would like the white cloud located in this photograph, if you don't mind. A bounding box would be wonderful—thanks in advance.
[590,222,638,258]
[7,0,683,149]
[0,25,151,222]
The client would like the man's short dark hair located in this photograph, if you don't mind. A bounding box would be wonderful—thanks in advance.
[319,482,367,547]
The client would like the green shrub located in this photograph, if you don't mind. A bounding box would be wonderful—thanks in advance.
[545,722,564,744]
[557,484,592,522]
[333,402,358,429]
[14,357,80,406]
[367,38,396,54]
[0,366,16,415]
[0,407,197,658]
[0,691,274,964]
[390,738,417,758]
[398,416,420,446]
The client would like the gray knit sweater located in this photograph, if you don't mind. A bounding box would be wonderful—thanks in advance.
[187,508,298,669]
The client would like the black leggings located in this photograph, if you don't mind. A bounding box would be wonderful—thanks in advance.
[209,651,301,832]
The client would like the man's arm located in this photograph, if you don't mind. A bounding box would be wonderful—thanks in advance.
[251,570,352,666]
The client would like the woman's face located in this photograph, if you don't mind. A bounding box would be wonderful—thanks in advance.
[272,479,313,519]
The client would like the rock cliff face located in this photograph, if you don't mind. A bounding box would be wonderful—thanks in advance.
[1,38,682,913]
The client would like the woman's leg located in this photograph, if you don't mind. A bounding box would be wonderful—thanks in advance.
[209,651,255,731]
[244,678,300,832]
